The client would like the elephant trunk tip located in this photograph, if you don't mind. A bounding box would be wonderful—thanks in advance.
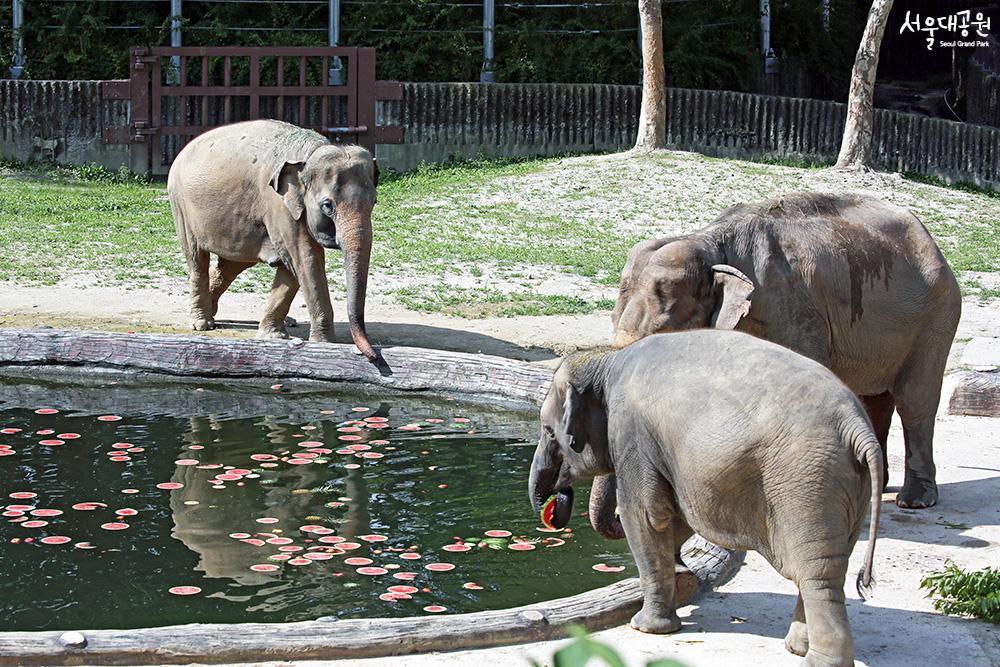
[350,326,379,364]
[611,330,639,349]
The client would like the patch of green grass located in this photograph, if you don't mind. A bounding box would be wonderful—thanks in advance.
[372,157,646,281]
[1,153,998,319]
[921,562,1000,624]
[959,278,1000,301]
[0,166,177,285]
[903,171,999,199]
[394,285,615,318]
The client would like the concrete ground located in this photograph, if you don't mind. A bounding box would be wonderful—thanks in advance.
[1,284,998,666]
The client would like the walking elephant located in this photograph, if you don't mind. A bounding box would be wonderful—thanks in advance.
[529,331,882,666]
[588,192,959,527]
[168,120,379,362]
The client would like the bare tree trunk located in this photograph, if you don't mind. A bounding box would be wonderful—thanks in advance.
[836,0,894,169]
[635,0,667,151]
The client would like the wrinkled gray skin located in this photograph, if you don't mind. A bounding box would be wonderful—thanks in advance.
[588,192,959,533]
[529,331,883,667]
[168,120,379,362]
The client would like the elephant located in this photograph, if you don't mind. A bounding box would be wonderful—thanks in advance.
[593,192,960,521]
[167,119,379,362]
[528,331,882,666]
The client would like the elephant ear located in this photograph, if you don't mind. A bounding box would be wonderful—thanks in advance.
[269,160,306,221]
[559,383,587,453]
[711,264,755,329]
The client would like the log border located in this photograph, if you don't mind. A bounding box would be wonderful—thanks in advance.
[947,370,1000,418]
[0,328,640,665]
[0,579,644,665]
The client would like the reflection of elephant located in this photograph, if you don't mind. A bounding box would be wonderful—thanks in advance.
[528,332,882,666]
[170,416,370,586]
[168,119,379,361]
[599,193,959,512]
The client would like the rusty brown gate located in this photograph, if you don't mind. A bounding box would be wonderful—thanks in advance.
[103,46,402,175]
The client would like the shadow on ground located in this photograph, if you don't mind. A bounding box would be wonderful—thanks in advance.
[683,590,994,665]
[214,318,560,362]
[878,476,1000,549]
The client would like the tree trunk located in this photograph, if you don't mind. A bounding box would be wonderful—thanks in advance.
[836,0,894,169]
[634,0,667,151]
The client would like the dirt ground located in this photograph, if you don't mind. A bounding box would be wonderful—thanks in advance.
[1,281,998,365]
[1,281,999,666]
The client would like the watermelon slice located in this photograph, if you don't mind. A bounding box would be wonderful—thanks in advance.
[540,489,574,530]
[540,495,559,530]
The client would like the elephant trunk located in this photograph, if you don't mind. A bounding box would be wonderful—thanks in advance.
[528,441,574,529]
[339,209,378,363]
[589,475,625,539]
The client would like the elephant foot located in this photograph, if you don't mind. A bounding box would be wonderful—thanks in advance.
[674,564,697,607]
[629,607,681,635]
[192,318,215,331]
[784,621,809,657]
[801,649,852,667]
[896,478,938,509]
[256,325,290,340]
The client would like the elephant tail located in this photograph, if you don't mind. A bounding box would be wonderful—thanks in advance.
[855,433,883,601]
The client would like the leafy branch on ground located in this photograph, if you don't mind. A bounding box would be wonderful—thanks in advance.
[920,562,1000,624]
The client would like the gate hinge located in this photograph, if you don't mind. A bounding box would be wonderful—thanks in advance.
[131,121,159,140]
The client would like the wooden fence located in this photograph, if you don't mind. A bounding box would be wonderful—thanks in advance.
[1,79,998,187]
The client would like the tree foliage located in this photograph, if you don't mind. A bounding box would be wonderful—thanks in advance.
[0,0,864,97]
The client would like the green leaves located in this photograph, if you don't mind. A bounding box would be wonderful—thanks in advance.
[531,626,686,667]
[920,562,1000,624]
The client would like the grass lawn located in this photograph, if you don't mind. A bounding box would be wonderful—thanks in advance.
[0,154,997,317]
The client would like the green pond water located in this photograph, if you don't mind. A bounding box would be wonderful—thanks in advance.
[0,377,633,631]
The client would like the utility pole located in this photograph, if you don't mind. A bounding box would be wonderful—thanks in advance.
[170,0,182,83]
[10,0,24,79]
[480,0,495,83]
[760,0,778,77]
[328,0,343,85]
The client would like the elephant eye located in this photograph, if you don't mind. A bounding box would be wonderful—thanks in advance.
[542,425,555,440]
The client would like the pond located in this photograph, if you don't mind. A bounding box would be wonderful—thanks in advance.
[0,376,633,632]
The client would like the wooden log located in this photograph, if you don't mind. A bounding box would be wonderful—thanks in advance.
[0,579,644,665]
[0,329,553,406]
[948,370,1000,417]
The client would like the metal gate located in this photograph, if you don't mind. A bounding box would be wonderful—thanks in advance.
[103,46,403,175]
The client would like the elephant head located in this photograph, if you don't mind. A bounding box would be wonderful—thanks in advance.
[269,145,380,361]
[611,237,755,349]
[591,236,755,538]
[528,352,615,533]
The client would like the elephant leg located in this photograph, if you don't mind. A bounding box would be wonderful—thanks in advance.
[859,392,894,490]
[619,494,682,634]
[210,259,256,319]
[893,355,947,509]
[670,514,697,607]
[258,265,299,340]
[185,248,214,331]
[798,574,854,667]
[290,247,336,343]
[784,593,809,657]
